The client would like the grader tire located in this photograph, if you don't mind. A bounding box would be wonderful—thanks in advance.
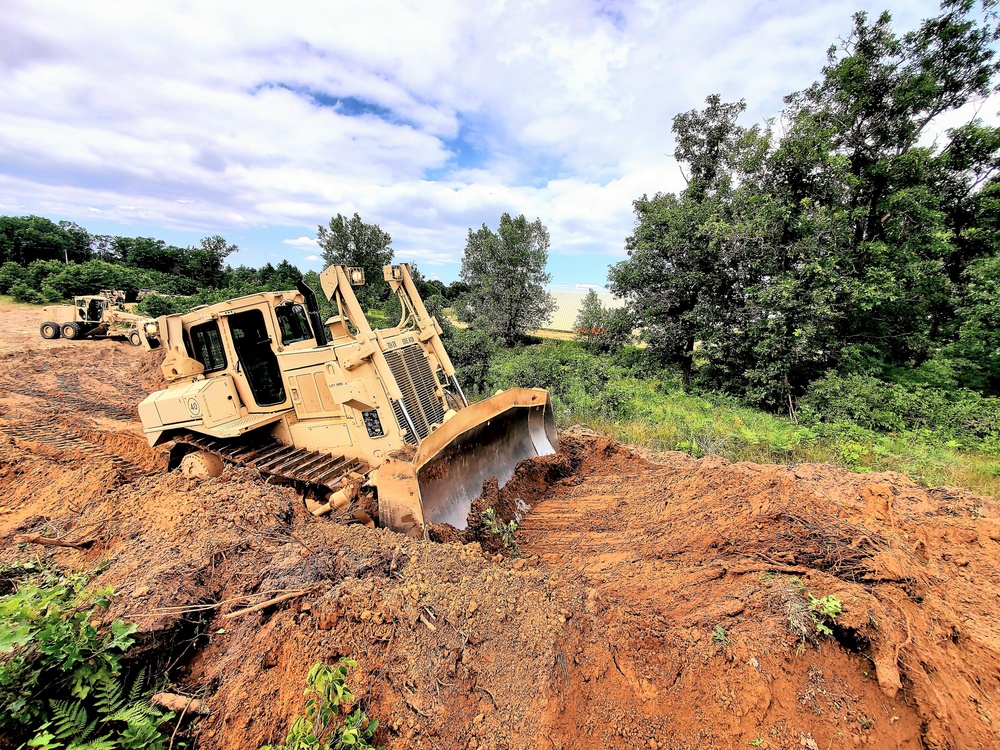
[129,330,142,347]
[40,322,60,339]
[61,322,82,339]
[179,450,224,479]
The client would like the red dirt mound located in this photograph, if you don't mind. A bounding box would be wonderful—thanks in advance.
[2,306,999,750]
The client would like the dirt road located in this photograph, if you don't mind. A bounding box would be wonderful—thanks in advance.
[1,304,998,749]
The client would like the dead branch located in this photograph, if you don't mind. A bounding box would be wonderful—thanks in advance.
[15,534,93,550]
[152,692,210,716]
[222,590,308,619]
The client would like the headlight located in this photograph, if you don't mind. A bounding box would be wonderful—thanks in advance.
[144,322,159,335]
[349,267,365,286]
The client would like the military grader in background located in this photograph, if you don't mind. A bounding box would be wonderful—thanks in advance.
[138,263,557,537]
[40,291,159,347]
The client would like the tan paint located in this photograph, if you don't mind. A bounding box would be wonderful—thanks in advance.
[138,263,558,536]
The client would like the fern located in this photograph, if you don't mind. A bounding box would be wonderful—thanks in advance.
[94,678,123,718]
[104,702,159,726]
[48,700,92,741]
[125,669,145,708]
[69,738,116,750]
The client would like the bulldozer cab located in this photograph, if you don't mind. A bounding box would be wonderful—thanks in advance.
[226,309,286,407]
[76,296,106,323]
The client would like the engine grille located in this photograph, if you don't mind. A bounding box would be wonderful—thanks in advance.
[384,344,445,444]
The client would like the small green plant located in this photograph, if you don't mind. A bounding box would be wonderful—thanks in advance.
[25,669,175,750]
[0,562,175,749]
[262,660,383,750]
[750,739,764,748]
[807,593,843,637]
[712,625,730,646]
[481,507,519,557]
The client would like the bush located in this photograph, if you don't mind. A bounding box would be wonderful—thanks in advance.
[261,660,382,750]
[0,562,174,749]
[8,282,44,304]
[446,328,497,398]
[799,372,1000,449]
[0,261,26,294]
[135,293,190,318]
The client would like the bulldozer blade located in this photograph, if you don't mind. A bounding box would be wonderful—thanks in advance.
[404,387,558,531]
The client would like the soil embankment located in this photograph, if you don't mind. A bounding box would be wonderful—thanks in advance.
[1,306,998,749]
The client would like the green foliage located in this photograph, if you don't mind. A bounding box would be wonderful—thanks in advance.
[316,213,393,310]
[0,216,90,265]
[261,660,382,750]
[800,371,1000,450]
[711,625,730,646]
[134,293,189,318]
[0,563,174,749]
[807,594,843,637]
[9,282,44,304]
[444,328,497,399]
[0,261,27,293]
[481,507,519,556]
[459,213,555,346]
[611,4,1000,409]
[573,289,633,354]
[491,339,1000,499]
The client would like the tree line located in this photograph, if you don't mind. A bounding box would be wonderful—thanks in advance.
[610,1,1000,408]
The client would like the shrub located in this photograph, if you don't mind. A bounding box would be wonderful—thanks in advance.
[261,660,382,750]
[0,562,175,749]
[0,261,26,293]
[8,282,44,304]
[800,372,1000,449]
[482,507,519,556]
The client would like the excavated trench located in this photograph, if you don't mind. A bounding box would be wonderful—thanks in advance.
[2,305,1000,749]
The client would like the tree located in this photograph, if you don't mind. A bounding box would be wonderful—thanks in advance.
[178,235,239,288]
[609,96,751,388]
[459,213,555,346]
[574,289,633,353]
[316,213,393,309]
[0,216,83,265]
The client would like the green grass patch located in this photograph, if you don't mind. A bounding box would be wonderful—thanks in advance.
[487,340,1000,499]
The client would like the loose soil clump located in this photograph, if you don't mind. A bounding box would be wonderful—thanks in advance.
[2,306,999,749]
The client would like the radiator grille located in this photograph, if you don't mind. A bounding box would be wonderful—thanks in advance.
[384,344,445,444]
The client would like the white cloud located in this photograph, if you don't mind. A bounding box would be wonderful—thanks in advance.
[283,236,320,249]
[0,0,977,284]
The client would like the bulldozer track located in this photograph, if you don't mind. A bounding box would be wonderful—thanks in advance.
[0,374,138,422]
[173,432,370,494]
[0,419,149,481]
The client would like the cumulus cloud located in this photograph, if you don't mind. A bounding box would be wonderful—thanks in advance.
[283,236,320,249]
[0,0,973,283]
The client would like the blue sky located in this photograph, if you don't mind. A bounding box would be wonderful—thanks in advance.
[0,0,989,290]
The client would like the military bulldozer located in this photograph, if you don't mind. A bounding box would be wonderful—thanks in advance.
[137,263,557,537]
[40,292,158,347]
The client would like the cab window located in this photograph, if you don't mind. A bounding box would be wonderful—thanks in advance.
[275,303,313,345]
[186,321,227,373]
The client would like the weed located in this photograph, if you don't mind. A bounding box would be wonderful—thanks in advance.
[750,740,764,748]
[807,594,843,637]
[482,507,519,557]
[781,577,843,650]
[712,625,730,646]
[262,660,383,750]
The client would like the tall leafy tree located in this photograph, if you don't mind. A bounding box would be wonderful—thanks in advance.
[178,235,238,288]
[0,216,85,265]
[459,213,555,346]
[316,213,393,309]
[610,96,753,387]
